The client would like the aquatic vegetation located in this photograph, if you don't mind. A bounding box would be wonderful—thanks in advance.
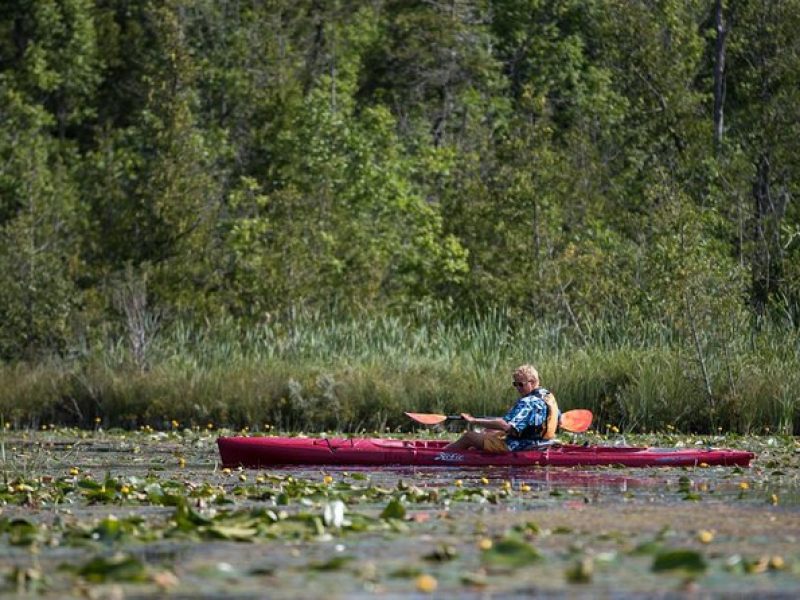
[0,429,798,596]
[1,313,799,434]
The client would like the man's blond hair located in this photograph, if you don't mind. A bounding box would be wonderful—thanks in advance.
[513,364,539,385]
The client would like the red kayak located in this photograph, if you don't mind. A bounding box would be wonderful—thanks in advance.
[217,436,754,468]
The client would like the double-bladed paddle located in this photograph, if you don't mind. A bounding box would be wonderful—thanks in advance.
[405,409,593,433]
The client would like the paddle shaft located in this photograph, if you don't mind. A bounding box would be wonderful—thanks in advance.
[405,409,592,433]
[447,413,585,433]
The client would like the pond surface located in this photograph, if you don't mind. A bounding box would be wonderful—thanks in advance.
[1,430,799,598]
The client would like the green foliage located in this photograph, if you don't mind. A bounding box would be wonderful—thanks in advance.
[226,92,468,315]
[0,0,800,433]
[0,84,83,358]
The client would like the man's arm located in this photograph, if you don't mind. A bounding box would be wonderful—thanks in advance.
[461,414,512,432]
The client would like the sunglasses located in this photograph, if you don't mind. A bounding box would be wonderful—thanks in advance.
[512,381,529,388]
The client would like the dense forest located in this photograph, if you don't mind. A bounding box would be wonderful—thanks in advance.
[1,1,799,432]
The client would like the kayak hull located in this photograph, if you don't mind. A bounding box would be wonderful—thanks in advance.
[217,436,754,468]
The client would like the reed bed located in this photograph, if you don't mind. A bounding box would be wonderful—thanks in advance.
[1,312,798,434]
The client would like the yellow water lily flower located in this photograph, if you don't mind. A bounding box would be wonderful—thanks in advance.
[415,574,437,593]
[697,530,714,544]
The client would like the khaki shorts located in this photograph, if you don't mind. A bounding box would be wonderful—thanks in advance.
[482,432,508,453]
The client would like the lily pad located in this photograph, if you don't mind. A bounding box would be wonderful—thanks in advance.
[482,536,542,569]
[381,497,406,520]
[424,543,458,561]
[309,555,353,571]
[652,549,707,573]
[565,558,594,583]
[77,553,149,582]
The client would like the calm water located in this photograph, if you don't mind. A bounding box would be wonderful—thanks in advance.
[2,431,799,597]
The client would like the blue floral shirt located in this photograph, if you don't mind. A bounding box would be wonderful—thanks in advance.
[503,388,555,451]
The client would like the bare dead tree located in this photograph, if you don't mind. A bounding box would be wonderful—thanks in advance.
[112,267,160,371]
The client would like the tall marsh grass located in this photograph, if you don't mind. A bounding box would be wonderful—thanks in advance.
[1,311,798,433]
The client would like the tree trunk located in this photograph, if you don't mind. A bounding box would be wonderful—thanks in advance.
[751,154,771,320]
[713,0,727,151]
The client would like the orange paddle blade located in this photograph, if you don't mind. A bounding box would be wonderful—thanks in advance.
[560,409,593,433]
[405,412,449,425]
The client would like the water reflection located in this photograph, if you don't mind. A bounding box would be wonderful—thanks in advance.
[272,465,662,494]
[266,464,800,508]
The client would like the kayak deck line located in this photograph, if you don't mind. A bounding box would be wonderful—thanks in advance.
[217,436,755,469]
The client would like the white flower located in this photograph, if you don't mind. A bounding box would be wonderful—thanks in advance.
[323,500,346,528]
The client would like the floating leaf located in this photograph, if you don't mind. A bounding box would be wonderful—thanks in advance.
[743,556,771,574]
[565,558,594,583]
[309,556,353,571]
[482,536,542,569]
[461,571,488,587]
[193,561,241,580]
[553,526,573,534]
[205,524,259,541]
[77,554,149,583]
[381,498,406,520]
[631,540,663,555]
[513,521,541,535]
[90,515,144,543]
[77,479,103,491]
[172,501,213,532]
[652,550,707,573]
[424,543,458,562]
[7,519,42,546]
[389,566,423,578]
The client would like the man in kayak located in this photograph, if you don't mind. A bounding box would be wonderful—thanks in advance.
[443,364,559,452]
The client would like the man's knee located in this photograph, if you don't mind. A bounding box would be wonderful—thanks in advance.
[464,431,483,445]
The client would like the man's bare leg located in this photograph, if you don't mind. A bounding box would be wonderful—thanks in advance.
[444,431,485,451]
